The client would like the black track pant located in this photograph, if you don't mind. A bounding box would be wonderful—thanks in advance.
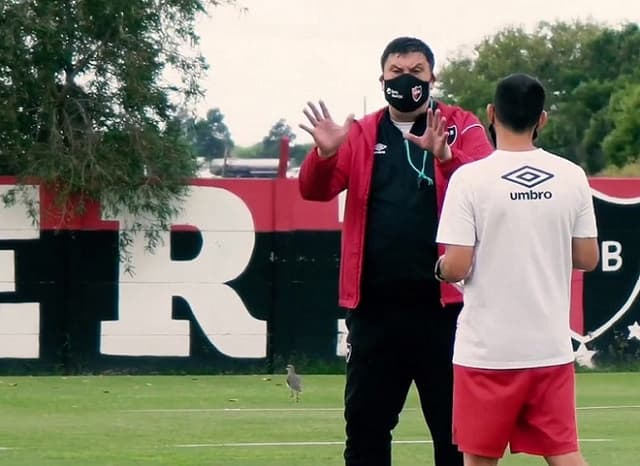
[343,295,462,466]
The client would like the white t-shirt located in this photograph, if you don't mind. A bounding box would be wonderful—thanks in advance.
[436,149,598,369]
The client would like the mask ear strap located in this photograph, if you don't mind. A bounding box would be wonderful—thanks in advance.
[488,123,497,148]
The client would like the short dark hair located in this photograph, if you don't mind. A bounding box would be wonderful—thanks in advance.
[494,73,545,132]
[380,37,435,71]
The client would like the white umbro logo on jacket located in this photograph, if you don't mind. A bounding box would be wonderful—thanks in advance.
[374,143,387,155]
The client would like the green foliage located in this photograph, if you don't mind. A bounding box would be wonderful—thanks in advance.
[232,140,311,169]
[290,143,314,166]
[0,0,235,272]
[233,119,305,164]
[602,84,640,167]
[594,330,640,368]
[175,107,234,160]
[232,142,264,158]
[262,118,296,158]
[595,161,640,177]
[438,21,640,173]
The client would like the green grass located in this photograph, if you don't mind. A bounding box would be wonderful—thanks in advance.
[1,373,639,465]
[594,161,640,177]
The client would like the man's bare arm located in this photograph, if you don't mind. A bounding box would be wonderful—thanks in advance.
[436,245,475,283]
[572,237,599,271]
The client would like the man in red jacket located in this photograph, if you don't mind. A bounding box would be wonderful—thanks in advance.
[299,37,493,466]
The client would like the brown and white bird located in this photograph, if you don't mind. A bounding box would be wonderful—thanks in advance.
[286,364,303,402]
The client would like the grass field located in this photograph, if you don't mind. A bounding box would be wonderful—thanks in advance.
[1,372,639,465]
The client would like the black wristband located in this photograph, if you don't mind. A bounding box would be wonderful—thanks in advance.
[434,256,446,282]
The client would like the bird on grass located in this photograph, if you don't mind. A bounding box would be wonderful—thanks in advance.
[286,364,303,402]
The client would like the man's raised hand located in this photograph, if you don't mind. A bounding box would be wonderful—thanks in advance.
[299,101,354,158]
[403,108,451,161]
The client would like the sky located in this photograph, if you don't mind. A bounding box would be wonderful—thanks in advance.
[189,0,639,147]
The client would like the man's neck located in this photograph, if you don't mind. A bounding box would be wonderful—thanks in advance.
[388,103,428,123]
[496,131,537,152]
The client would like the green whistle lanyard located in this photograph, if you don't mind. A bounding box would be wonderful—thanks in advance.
[404,139,434,186]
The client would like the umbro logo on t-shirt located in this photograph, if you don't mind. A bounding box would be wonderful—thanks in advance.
[374,143,387,155]
[502,165,554,188]
[502,165,555,201]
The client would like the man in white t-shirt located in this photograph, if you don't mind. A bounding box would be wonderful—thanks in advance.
[434,73,599,466]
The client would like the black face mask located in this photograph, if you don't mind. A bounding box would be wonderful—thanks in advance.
[488,123,539,148]
[384,74,430,113]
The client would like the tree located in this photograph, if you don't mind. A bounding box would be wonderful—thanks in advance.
[437,20,640,172]
[187,108,233,160]
[582,23,640,82]
[0,0,236,270]
[262,119,296,158]
[233,143,263,158]
[602,83,640,167]
[289,143,314,166]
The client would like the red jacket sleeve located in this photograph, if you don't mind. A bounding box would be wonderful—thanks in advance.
[298,135,353,202]
[436,111,494,179]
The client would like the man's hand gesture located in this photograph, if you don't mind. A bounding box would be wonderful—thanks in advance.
[403,108,452,161]
[300,101,355,159]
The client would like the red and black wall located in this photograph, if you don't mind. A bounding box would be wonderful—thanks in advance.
[0,177,638,374]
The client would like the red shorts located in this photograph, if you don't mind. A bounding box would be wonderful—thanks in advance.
[453,363,578,458]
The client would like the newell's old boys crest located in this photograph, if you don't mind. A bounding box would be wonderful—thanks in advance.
[411,85,422,102]
[570,183,640,365]
[447,125,458,145]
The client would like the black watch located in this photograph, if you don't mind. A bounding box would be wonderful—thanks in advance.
[434,256,446,282]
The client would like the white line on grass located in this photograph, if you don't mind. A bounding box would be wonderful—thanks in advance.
[175,440,432,448]
[127,408,349,413]
[128,404,640,414]
[130,408,346,413]
[173,439,612,449]
[578,439,615,442]
[577,405,640,410]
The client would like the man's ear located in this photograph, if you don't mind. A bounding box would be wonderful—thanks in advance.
[537,110,548,131]
[379,74,384,90]
[486,104,495,123]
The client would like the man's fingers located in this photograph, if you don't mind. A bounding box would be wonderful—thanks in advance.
[298,123,314,136]
[343,113,355,128]
[431,109,447,131]
[308,101,323,122]
[403,132,420,145]
[431,110,446,134]
[303,109,318,126]
[426,108,434,129]
[436,117,447,137]
[319,100,332,121]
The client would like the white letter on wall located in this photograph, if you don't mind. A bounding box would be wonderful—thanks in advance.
[601,241,623,272]
[0,186,40,358]
[101,186,266,358]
